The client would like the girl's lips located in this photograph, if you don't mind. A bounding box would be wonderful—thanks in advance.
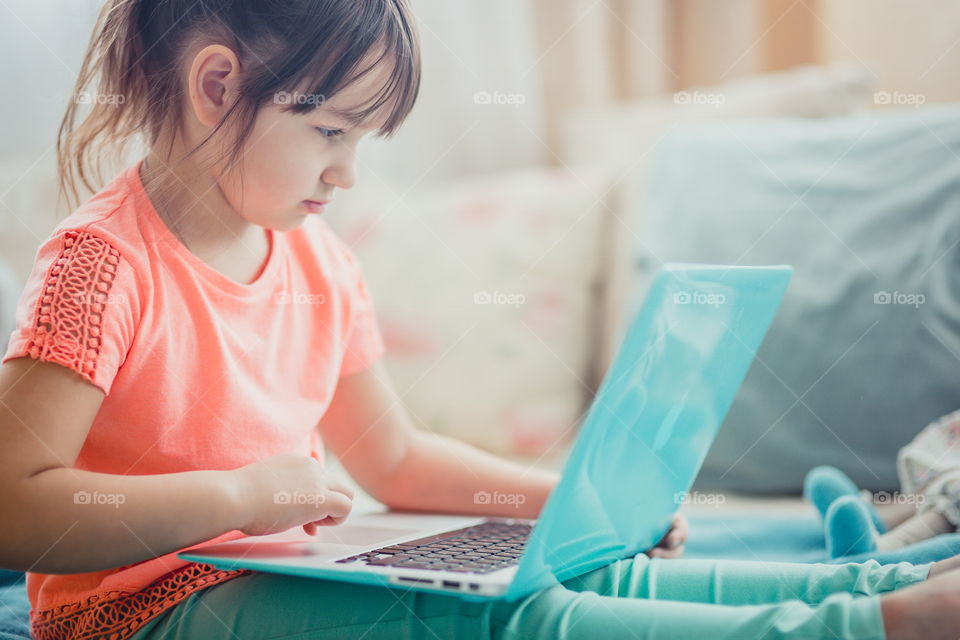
[301,200,329,214]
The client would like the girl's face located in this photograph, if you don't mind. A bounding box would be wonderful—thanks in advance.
[215,59,393,232]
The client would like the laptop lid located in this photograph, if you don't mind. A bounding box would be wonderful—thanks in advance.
[504,264,792,601]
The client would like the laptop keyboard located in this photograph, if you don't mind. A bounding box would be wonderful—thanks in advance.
[334,521,531,574]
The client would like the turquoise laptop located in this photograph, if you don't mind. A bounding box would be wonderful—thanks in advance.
[181,264,792,602]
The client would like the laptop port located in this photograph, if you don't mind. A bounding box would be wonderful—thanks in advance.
[441,580,461,589]
[397,577,432,584]
[469,583,480,591]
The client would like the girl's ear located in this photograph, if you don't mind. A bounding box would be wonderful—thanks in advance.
[187,44,242,128]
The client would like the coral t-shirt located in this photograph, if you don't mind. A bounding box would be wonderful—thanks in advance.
[2,160,385,640]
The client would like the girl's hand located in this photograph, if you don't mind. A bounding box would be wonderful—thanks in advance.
[648,513,689,559]
[233,453,355,537]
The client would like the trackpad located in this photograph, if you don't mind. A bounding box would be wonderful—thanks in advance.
[308,524,421,546]
[187,525,422,561]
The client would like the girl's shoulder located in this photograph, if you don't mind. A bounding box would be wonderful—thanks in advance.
[3,169,148,393]
[46,165,153,268]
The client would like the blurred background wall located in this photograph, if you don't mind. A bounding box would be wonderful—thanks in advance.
[3,1,959,217]
[532,0,960,150]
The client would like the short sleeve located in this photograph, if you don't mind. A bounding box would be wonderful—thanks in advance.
[2,229,140,394]
[335,241,385,378]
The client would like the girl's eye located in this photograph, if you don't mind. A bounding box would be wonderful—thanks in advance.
[315,127,345,138]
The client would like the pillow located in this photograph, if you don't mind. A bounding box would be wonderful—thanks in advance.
[622,105,960,493]
[559,64,878,380]
[560,63,876,172]
[325,167,611,458]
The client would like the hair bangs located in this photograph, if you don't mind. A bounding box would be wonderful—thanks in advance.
[271,1,420,139]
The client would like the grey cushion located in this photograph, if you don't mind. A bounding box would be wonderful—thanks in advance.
[0,260,17,348]
[632,105,960,493]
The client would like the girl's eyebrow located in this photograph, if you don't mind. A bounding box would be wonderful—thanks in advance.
[316,107,381,133]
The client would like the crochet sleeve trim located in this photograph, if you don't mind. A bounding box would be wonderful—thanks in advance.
[23,230,125,386]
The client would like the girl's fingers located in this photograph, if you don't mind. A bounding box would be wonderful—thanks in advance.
[328,480,355,500]
[670,513,690,545]
[649,545,685,559]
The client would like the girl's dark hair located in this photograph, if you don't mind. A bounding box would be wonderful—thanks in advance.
[57,0,421,208]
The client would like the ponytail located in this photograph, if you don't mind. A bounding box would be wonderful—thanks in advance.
[57,0,152,209]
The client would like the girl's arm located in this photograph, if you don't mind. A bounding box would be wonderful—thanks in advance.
[373,428,560,520]
[318,361,558,520]
[0,358,246,574]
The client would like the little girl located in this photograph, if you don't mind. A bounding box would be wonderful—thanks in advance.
[2,1,960,639]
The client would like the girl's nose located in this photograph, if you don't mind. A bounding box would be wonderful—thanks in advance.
[322,160,357,191]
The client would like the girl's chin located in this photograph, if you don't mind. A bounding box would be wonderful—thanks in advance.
[242,213,305,233]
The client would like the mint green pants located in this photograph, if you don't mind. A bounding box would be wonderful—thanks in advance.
[130,556,929,640]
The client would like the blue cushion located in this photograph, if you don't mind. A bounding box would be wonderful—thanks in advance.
[0,571,29,640]
[685,514,960,565]
[634,105,960,493]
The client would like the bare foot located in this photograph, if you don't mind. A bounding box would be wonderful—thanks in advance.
[876,501,916,531]
[928,553,960,578]
[881,566,960,640]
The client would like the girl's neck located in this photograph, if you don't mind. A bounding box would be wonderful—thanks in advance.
[140,149,259,254]
[139,149,272,285]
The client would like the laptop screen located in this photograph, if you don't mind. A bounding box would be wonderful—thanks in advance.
[505,264,792,601]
